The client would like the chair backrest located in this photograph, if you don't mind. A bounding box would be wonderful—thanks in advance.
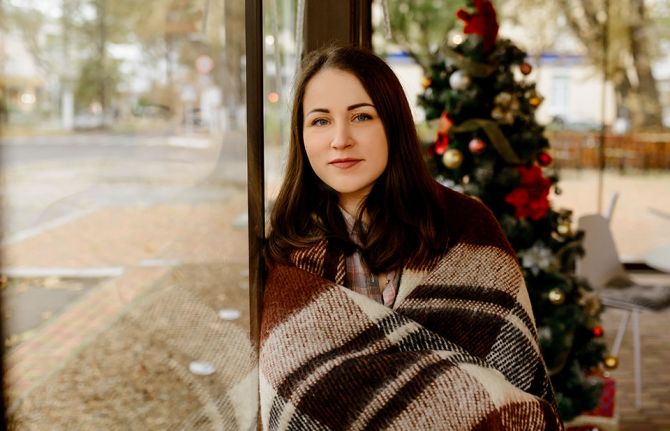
[576,214,628,289]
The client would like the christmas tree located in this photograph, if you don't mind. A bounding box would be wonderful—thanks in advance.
[418,0,608,421]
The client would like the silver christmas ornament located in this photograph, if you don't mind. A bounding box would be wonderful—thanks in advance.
[449,70,471,91]
[520,241,557,275]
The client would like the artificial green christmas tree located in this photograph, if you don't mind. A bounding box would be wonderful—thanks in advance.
[418,0,608,421]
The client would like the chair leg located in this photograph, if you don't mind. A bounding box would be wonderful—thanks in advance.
[610,309,631,357]
[632,309,642,409]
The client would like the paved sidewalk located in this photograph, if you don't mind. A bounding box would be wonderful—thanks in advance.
[3,189,250,405]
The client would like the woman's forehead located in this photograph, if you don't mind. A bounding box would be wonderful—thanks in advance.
[303,68,372,112]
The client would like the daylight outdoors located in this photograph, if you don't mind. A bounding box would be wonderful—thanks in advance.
[1,0,669,429]
[1,0,260,428]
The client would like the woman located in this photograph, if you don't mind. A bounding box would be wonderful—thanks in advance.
[261,45,562,431]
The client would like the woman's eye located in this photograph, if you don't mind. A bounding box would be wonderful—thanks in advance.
[353,113,372,122]
[311,118,329,126]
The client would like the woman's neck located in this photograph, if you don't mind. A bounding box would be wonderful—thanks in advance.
[339,196,368,224]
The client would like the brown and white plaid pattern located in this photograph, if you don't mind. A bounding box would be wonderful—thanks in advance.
[340,208,399,307]
[262,186,562,430]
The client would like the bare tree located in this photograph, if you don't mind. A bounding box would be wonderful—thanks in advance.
[504,0,667,130]
[379,0,461,73]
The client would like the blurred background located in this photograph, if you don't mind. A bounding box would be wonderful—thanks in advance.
[1,0,668,429]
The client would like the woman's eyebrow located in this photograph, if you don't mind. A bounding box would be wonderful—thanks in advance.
[305,103,375,117]
[347,102,374,110]
[305,108,329,116]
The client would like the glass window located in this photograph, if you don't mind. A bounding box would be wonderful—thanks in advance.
[373,1,669,263]
[1,1,256,428]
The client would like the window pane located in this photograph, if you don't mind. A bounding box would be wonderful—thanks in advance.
[1,1,255,428]
[263,0,297,203]
[373,2,670,428]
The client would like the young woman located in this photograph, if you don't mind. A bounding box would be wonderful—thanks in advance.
[261,45,562,431]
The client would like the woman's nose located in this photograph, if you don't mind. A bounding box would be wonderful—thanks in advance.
[330,122,353,149]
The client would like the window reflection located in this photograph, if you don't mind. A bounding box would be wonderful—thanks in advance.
[1,0,256,428]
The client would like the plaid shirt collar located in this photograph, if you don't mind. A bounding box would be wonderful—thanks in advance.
[340,207,399,307]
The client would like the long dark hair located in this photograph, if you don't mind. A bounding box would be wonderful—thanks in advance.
[266,45,449,273]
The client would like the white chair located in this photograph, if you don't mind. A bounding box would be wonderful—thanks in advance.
[577,196,670,409]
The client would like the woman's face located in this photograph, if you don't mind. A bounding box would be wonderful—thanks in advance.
[302,68,389,214]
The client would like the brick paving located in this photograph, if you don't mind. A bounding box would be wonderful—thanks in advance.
[4,267,169,400]
[2,191,249,404]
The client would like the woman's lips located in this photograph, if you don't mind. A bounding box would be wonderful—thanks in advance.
[329,159,362,169]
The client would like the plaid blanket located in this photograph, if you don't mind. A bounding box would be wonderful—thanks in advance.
[260,188,563,430]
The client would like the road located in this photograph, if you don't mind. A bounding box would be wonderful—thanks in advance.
[0,133,245,166]
[0,131,248,239]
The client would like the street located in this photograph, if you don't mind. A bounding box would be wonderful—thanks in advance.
[0,131,247,239]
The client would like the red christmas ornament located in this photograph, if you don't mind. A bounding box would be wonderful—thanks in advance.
[593,326,604,337]
[433,133,449,156]
[456,0,499,53]
[538,152,553,166]
[468,138,486,155]
[438,112,453,134]
[520,62,533,75]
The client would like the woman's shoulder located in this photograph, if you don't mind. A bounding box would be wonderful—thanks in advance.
[433,182,513,253]
[435,183,493,220]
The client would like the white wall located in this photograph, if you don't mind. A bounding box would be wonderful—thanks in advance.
[533,62,616,126]
[385,54,425,122]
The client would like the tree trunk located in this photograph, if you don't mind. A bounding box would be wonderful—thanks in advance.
[627,0,663,130]
[612,66,632,119]
[223,0,245,129]
[97,0,108,117]
[557,0,663,131]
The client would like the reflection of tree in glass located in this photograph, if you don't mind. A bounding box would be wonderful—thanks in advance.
[2,0,248,130]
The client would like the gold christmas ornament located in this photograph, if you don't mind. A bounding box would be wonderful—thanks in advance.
[442,149,464,169]
[525,89,545,107]
[421,76,432,89]
[604,356,619,370]
[557,223,571,236]
[548,288,565,305]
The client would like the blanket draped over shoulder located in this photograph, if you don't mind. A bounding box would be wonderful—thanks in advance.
[260,187,563,430]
